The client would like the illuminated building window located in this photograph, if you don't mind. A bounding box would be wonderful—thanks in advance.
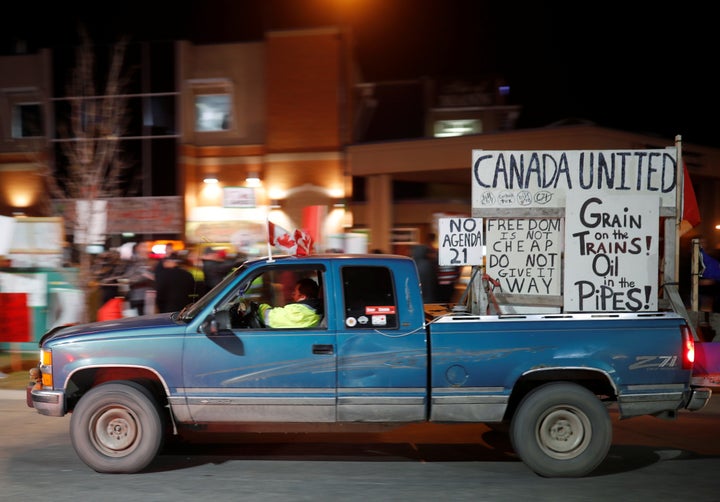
[195,94,231,132]
[189,79,234,133]
[433,119,482,138]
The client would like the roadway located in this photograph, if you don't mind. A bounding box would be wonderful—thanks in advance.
[2,389,720,501]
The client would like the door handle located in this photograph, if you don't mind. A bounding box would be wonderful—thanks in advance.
[312,344,334,355]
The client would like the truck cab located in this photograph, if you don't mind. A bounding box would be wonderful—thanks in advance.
[177,254,428,424]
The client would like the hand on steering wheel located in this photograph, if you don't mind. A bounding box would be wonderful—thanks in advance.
[235,300,264,328]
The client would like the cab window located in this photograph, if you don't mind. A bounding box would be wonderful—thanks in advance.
[215,267,326,330]
[341,266,398,329]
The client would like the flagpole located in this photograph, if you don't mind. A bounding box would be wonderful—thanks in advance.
[675,135,683,283]
[266,215,274,262]
[691,237,700,312]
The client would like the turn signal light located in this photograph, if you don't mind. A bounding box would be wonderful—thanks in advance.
[39,349,53,387]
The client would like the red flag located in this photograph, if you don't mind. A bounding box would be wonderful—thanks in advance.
[268,221,314,256]
[680,163,701,235]
[294,229,314,256]
[268,221,295,251]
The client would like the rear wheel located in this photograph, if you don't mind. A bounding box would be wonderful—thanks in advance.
[70,381,164,473]
[510,382,611,477]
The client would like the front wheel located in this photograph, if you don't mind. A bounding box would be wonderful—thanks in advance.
[510,382,611,478]
[70,381,164,473]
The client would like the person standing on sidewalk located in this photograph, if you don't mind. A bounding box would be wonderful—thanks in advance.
[437,264,461,303]
[121,241,155,316]
[155,252,197,313]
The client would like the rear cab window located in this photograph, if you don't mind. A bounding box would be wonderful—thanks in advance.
[341,266,398,329]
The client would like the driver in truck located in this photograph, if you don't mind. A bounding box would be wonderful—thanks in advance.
[258,277,323,328]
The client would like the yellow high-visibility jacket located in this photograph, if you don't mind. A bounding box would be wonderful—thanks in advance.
[259,299,321,328]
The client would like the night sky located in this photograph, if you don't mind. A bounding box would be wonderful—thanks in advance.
[2,0,717,148]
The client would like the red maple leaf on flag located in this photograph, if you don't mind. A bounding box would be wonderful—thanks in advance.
[268,220,313,255]
[268,220,295,252]
[276,232,296,250]
[294,229,313,256]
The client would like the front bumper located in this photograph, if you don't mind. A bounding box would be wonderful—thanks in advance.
[27,387,66,417]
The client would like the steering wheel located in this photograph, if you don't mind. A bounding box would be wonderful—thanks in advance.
[236,300,265,328]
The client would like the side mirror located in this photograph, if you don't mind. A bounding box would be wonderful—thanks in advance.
[200,310,231,335]
[199,315,218,335]
[200,311,245,356]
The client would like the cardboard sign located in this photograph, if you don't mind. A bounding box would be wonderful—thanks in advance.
[486,218,562,296]
[438,218,483,266]
[472,149,677,210]
[564,193,659,312]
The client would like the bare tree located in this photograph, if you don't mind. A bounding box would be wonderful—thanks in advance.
[47,29,133,321]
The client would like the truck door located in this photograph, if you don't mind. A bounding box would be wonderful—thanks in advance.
[334,261,428,422]
[181,264,337,423]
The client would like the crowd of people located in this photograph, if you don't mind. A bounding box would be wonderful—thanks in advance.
[90,233,461,321]
[409,233,461,304]
[91,241,242,318]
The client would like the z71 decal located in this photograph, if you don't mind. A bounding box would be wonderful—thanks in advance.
[629,355,678,370]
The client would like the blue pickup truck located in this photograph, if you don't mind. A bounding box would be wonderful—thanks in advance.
[28,254,711,477]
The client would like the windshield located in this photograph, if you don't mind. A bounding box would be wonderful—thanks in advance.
[177,263,247,321]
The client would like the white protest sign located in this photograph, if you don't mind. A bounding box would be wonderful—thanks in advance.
[0,271,48,307]
[75,200,107,245]
[438,218,483,266]
[472,149,677,210]
[486,218,562,296]
[0,216,16,255]
[563,193,659,312]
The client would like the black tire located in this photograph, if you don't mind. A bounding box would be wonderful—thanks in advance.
[70,381,164,474]
[509,382,611,478]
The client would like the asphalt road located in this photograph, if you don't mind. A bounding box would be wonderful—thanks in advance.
[2,389,720,501]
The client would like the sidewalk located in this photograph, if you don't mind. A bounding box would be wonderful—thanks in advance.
[0,389,26,400]
[0,351,37,393]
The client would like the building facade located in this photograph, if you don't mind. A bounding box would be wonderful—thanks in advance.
[1,28,719,259]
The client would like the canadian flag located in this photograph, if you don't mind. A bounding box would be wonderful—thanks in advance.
[268,220,313,256]
[292,228,312,256]
[268,221,294,250]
